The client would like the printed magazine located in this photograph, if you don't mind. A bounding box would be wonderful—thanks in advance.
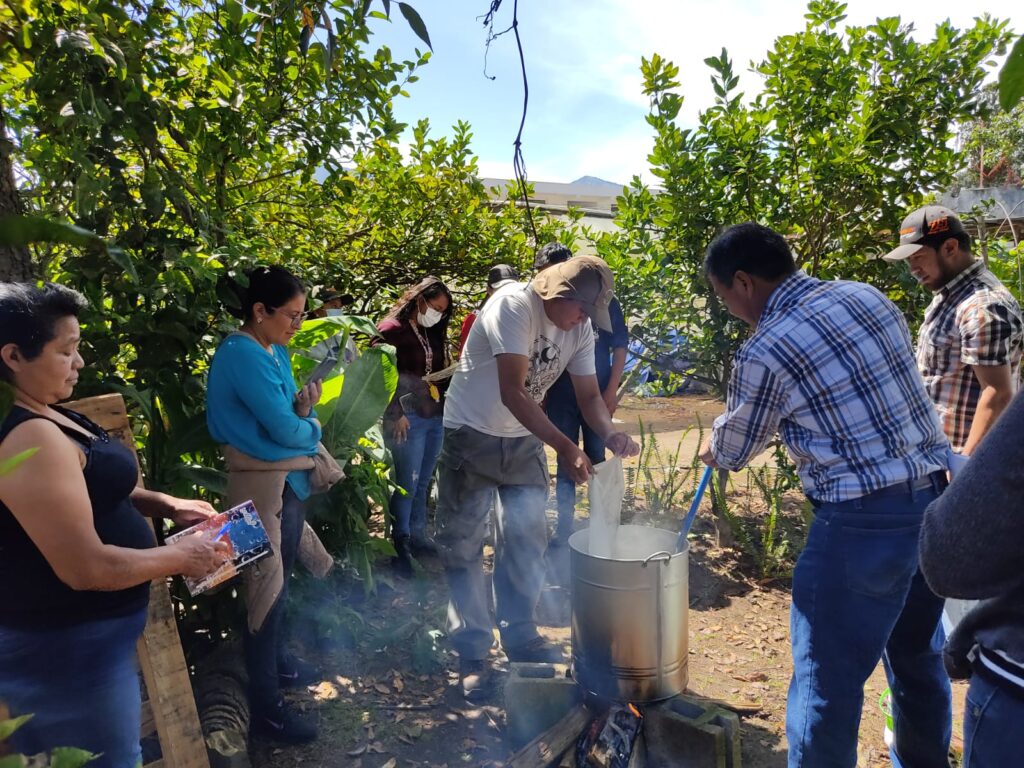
[166,499,271,595]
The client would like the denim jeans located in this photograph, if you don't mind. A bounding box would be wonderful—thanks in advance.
[545,391,606,545]
[435,426,550,660]
[384,412,444,540]
[787,478,951,768]
[962,672,1024,767]
[0,606,148,768]
[246,486,306,713]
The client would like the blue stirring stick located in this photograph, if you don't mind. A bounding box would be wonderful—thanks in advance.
[677,465,715,551]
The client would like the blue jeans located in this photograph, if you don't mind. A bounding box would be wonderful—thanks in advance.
[384,412,444,540]
[787,478,951,768]
[246,487,306,712]
[963,673,1024,767]
[546,391,606,545]
[0,606,148,767]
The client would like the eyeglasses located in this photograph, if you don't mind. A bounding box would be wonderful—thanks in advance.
[270,308,306,328]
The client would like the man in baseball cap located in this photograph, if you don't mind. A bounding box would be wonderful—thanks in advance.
[438,247,637,701]
[884,204,1022,456]
[531,244,630,573]
[486,263,519,291]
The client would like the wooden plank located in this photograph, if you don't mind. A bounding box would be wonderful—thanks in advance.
[140,699,157,738]
[65,394,210,768]
[507,705,590,768]
[137,583,210,768]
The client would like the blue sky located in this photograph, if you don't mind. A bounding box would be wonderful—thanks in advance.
[366,0,1019,186]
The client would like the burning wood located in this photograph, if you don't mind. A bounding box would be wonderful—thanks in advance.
[575,703,644,768]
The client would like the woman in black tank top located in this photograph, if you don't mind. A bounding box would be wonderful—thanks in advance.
[0,283,229,767]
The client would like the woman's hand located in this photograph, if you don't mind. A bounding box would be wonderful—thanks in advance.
[391,415,410,445]
[172,533,231,579]
[167,497,218,528]
[294,379,323,417]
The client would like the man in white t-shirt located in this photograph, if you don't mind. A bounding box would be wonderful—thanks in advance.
[436,254,639,701]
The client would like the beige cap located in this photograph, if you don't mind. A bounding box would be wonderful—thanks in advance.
[532,255,615,331]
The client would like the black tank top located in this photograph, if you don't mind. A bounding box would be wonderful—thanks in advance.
[0,405,155,629]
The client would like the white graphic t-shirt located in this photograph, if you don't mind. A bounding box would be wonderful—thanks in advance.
[443,282,596,437]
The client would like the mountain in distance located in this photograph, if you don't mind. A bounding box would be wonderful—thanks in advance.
[570,175,624,190]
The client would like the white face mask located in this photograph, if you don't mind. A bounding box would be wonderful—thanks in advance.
[325,308,343,317]
[417,307,443,328]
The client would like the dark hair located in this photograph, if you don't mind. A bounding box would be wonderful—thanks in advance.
[920,231,972,253]
[387,277,454,354]
[534,242,573,269]
[704,223,797,288]
[224,265,306,321]
[0,282,89,383]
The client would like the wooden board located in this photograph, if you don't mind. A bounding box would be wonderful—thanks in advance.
[65,393,210,768]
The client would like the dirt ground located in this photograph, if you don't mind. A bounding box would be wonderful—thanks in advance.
[251,394,966,768]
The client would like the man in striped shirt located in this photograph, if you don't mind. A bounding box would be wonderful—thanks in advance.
[883,205,1022,455]
[700,223,952,768]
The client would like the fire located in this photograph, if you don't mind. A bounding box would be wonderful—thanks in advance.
[628,702,641,718]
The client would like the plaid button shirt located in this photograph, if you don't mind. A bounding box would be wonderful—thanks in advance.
[710,271,949,503]
[917,260,1023,453]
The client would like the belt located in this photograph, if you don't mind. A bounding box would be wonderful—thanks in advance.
[862,471,946,501]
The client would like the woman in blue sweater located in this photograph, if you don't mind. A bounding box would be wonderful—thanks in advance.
[206,266,322,744]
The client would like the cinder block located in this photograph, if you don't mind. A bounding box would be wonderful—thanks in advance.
[665,697,741,768]
[643,693,741,768]
[504,662,581,749]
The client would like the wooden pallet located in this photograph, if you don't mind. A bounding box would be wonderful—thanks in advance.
[66,393,210,768]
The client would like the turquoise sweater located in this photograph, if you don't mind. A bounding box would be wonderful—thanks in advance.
[206,334,321,500]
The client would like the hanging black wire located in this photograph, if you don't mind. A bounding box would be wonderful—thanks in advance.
[480,0,539,245]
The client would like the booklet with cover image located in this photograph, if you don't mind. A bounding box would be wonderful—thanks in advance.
[166,499,272,596]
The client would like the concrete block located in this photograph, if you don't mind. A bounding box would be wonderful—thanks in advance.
[643,693,741,768]
[664,697,741,768]
[504,662,581,750]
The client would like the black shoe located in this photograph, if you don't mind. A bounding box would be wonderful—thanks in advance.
[410,535,438,557]
[458,658,493,702]
[251,700,317,744]
[393,535,414,579]
[278,656,321,688]
[505,637,564,664]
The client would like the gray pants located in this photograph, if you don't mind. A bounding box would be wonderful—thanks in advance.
[435,425,550,660]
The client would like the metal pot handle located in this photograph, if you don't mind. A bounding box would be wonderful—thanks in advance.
[641,550,672,568]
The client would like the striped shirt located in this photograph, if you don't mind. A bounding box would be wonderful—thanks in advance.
[710,271,949,503]
[917,260,1023,453]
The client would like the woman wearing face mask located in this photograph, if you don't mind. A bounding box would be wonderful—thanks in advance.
[374,277,453,577]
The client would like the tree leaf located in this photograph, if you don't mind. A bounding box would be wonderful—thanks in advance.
[0,215,138,283]
[999,35,1024,111]
[398,3,431,51]
[0,448,40,477]
[49,747,99,768]
[0,714,33,741]
[381,0,392,18]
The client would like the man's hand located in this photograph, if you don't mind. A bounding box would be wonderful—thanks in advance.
[606,431,639,458]
[558,443,594,484]
[699,438,718,468]
[602,388,619,417]
[168,497,218,528]
[390,415,410,445]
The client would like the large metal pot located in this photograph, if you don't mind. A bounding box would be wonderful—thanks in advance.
[569,525,688,703]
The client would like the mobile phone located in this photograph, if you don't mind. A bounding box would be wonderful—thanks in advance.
[305,353,339,386]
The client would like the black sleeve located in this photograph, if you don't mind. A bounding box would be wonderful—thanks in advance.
[920,392,1024,599]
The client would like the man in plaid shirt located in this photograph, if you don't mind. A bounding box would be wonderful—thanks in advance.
[700,223,952,768]
[883,205,1022,455]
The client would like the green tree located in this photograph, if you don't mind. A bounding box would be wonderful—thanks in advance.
[957,85,1024,188]
[594,0,1012,394]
